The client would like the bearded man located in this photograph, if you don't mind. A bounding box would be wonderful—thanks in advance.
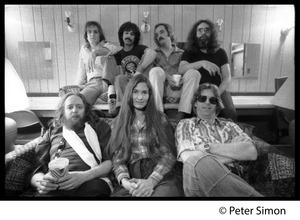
[178,19,237,122]
[25,93,112,197]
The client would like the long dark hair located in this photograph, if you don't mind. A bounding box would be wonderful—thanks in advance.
[49,92,99,128]
[118,21,141,47]
[84,21,106,47]
[107,74,176,168]
[185,19,220,54]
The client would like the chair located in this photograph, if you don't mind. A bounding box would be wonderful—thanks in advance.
[5,109,45,145]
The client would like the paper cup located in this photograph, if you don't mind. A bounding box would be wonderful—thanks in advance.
[173,74,181,86]
[48,157,69,179]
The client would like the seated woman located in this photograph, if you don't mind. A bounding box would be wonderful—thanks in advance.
[107,74,184,197]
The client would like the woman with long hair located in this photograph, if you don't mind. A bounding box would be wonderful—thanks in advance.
[108,74,183,197]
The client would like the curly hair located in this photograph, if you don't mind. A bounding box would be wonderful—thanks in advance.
[107,74,176,169]
[49,92,100,128]
[185,19,220,54]
[192,83,224,116]
[118,21,141,47]
[153,23,176,47]
[83,21,106,47]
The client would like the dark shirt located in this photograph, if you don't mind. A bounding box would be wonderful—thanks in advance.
[31,119,111,175]
[114,44,148,76]
[181,48,228,86]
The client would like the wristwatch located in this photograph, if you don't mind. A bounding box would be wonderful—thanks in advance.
[203,143,211,153]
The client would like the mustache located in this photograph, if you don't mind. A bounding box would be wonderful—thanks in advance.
[158,37,164,41]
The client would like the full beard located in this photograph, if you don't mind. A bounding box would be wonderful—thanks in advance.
[197,36,209,49]
[63,115,86,131]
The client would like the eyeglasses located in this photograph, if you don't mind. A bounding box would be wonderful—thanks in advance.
[198,27,211,34]
[196,95,218,105]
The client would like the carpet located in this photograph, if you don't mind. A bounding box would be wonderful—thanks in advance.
[268,153,295,180]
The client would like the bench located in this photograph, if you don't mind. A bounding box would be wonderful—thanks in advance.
[28,96,275,118]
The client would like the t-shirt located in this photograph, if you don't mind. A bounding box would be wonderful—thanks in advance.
[114,44,148,76]
[181,48,228,86]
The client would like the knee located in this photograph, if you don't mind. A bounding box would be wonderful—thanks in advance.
[184,154,216,173]
[114,75,126,85]
[183,69,201,81]
[149,67,165,80]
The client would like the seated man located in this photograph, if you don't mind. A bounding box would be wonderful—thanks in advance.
[24,93,112,197]
[175,83,263,197]
[149,23,200,119]
[77,21,118,105]
[178,19,237,122]
[110,21,156,117]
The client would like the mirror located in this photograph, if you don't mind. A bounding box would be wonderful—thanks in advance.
[230,43,261,78]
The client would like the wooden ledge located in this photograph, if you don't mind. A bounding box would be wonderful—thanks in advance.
[28,96,275,117]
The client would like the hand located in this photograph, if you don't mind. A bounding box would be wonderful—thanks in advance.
[121,178,139,192]
[56,171,86,191]
[129,178,156,197]
[36,172,59,194]
[201,60,220,76]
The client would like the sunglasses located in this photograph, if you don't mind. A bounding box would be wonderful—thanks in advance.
[198,27,211,33]
[196,95,218,105]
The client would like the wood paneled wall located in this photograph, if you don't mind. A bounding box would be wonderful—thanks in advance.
[5,4,295,94]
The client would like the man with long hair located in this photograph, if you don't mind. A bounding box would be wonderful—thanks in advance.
[179,19,237,122]
[149,23,200,120]
[25,93,113,197]
[175,83,262,197]
[77,21,118,105]
[110,21,156,117]
[107,74,184,197]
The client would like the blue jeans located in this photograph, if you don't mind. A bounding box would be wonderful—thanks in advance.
[183,152,263,197]
[80,77,105,105]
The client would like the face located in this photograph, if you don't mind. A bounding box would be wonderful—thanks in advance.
[155,25,171,46]
[86,25,100,46]
[123,30,135,46]
[195,89,217,119]
[132,82,149,111]
[196,22,211,49]
[63,95,86,130]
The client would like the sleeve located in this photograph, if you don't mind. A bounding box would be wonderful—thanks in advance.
[175,119,197,161]
[24,129,52,187]
[77,46,87,85]
[180,50,192,63]
[113,150,130,184]
[228,122,254,144]
[149,144,176,183]
[103,42,119,55]
[219,48,229,66]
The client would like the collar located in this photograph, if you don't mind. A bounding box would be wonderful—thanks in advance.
[196,117,222,127]
[155,45,183,53]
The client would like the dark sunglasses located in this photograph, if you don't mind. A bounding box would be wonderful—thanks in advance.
[196,95,218,105]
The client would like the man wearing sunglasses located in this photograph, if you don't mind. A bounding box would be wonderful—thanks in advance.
[179,19,237,122]
[175,83,262,197]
